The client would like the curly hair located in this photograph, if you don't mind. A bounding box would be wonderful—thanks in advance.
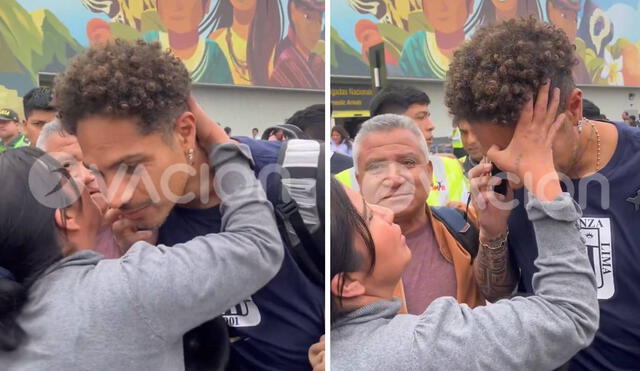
[445,17,578,126]
[53,39,191,136]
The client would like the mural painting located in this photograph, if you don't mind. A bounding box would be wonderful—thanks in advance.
[331,0,640,87]
[0,0,325,116]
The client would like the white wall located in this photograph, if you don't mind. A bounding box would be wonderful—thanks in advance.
[400,80,640,138]
[191,84,324,138]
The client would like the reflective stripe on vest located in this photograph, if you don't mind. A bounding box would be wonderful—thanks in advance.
[335,155,469,207]
[452,127,463,149]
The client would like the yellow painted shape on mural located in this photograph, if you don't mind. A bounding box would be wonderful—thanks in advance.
[0,85,25,120]
[425,30,450,72]
[0,0,43,73]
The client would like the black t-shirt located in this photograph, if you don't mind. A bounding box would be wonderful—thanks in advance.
[508,122,640,369]
[158,138,324,370]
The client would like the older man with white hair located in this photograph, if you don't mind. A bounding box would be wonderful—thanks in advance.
[37,119,121,258]
[351,114,485,313]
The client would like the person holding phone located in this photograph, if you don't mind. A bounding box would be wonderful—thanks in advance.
[330,82,599,370]
[446,17,640,369]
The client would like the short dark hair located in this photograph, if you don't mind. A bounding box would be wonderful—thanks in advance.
[23,87,55,120]
[224,127,231,134]
[53,39,191,136]
[285,104,325,140]
[446,17,578,126]
[369,85,430,117]
[630,115,636,121]
[582,99,601,120]
[330,177,375,323]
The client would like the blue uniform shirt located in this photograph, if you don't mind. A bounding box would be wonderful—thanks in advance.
[507,122,640,370]
[158,138,324,370]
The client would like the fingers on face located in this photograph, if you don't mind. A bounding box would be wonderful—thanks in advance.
[534,81,550,120]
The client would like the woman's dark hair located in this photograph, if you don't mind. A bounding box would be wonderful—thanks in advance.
[0,147,74,350]
[331,125,350,146]
[468,0,541,29]
[209,0,283,85]
[330,177,376,323]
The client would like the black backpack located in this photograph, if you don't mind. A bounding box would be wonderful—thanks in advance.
[431,206,479,261]
[269,139,325,286]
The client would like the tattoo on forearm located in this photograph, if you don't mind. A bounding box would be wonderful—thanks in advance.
[474,243,518,301]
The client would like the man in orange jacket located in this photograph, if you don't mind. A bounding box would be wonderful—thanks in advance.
[351,113,485,314]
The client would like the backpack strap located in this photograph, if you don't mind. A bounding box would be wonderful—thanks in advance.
[431,206,479,261]
[273,139,324,286]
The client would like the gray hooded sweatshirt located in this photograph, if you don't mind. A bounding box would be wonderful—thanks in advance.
[0,143,284,370]
[331,193,599,371]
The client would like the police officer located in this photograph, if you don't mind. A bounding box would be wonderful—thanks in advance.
[0,108,28,152]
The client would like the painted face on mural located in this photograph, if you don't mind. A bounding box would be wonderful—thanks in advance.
[422,0,472,34]
[157,0,211,34]
[492,0,517,12]
[290,1,324,55]
[230,0,257,12]
[547,0,578,41]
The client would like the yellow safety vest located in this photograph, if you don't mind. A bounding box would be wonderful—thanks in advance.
[452,127,463,149]
[334,155,469,207]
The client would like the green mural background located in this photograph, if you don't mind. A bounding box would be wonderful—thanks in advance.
[0,0,325,118]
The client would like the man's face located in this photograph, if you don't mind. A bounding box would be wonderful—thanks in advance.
[458,120,483,162]
[356,128,432,221]
[290,2,324,54]
[252,129,258,136]
[76,115,192,230]
[24,110,57,146]
[470,115,579,180]
[157,0,209,34]
[422,0,470,34]
[45,132,107,214]
[404,103,434,148]
[547,1,578,41]
[0,120,19,142]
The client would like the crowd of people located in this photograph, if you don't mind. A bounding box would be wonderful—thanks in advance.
[331,17,639,371]
[0,39,325,371]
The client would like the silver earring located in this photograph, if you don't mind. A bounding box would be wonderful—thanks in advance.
[577,117,586,133]
[187,148,194,164]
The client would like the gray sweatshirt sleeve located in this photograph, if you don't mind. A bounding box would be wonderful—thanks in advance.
[412,193,599,370]
[114,143,284,342]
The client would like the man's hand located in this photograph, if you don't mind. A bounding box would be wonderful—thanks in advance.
[187,96,232,148]
[469,162,513,240]
[308,335,325,371]
[486,82,564,201]
[105,209,158,254]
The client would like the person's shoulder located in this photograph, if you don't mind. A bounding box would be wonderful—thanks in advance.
[404,30,427,47]
[142,30,160,42]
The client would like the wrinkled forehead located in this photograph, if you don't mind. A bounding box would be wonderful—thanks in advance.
[45,132,83,160]
[358,129,426,161]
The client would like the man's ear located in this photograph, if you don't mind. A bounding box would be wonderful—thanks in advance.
[54,208,80,232]
[565,88,583,123]
[175,111,197,150]
[330,273,366,298]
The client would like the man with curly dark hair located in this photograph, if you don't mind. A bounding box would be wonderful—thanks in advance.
[446,17,640,370]
[53,39,323,371]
